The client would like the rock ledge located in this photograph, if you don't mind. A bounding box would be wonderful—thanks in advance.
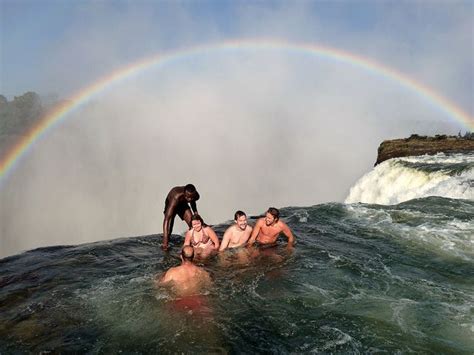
[375,134,474,165]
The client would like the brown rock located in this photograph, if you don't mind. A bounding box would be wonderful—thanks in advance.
[375,135,474,165]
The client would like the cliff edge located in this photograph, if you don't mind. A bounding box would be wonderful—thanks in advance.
[375,134,474,165]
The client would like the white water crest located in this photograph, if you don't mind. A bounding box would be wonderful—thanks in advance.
[344,203,474,261]
[345,153,474,205]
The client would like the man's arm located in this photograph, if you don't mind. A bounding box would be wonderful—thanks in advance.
[189,200,197,214]
[247,219,262,246]
[242,226,253,245]
[156,269,174,285]
[219,227,232,251]
[198,269,212,288]
[281,222,295,246]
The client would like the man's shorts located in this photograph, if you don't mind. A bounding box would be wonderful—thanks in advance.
[175,202,191,220]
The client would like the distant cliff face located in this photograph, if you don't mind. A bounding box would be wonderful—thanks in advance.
[375,135,474,165]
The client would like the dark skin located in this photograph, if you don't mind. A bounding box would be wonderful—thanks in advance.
[162,186,199,250]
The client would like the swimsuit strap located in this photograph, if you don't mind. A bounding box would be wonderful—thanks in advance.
[191,228,210,246]
[202,228,210,244]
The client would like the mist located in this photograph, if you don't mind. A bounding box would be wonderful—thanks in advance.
[1,1,472,257]
[0,51,465,258]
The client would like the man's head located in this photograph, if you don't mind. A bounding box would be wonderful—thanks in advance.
[181,245,194,262]
[184,184,199,202]
[234,210,248,231]
[265,207,280,226]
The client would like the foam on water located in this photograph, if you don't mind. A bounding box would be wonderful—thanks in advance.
[345,153,474,204]
[1,201,473,352]
[344,201,474,261]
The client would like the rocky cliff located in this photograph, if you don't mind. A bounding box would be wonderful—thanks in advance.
[375,134,474,165]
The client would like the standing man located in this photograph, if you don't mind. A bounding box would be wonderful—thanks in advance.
[219,210,253,251]
[155,246,212,296]
[247,207,295,247]
[162,184,200,250]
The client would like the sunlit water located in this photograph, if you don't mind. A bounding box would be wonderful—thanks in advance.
[1,196,473,353]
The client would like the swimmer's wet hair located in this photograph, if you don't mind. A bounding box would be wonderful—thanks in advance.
[185,184,197,193]
[266,207,280,221]
[182,246,194,261]
[190,214,208,228]
[191,214,204,224]
[234,210,246,220]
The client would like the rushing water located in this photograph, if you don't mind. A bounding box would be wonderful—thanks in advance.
[1,153,473,353]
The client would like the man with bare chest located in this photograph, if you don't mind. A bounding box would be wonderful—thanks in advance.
[219,210,253,251]
[247,207,295,247]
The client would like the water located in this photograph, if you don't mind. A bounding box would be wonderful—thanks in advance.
[1,153,473,353]
[346,153,474,204]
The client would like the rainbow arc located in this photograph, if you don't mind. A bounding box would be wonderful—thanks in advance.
[1,40,472,184]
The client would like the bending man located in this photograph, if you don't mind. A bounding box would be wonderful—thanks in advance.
[162,184,200,250]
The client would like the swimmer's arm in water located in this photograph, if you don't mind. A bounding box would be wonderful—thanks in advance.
[247,218,263,246]
[199,269,213,287]
[219,227,232,251]
[207,227,220,250]
[242,226,253,245]
[281,221,295,247]
[155,267,176,286]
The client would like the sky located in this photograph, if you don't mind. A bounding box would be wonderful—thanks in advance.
[0,0,473,256]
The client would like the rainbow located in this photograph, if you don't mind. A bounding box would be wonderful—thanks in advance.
[1,39,473,184]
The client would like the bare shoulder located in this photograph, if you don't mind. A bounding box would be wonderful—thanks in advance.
[256,218,265,226]
[157,266,177,284]
[246,225,253,233]
[170,186,186,199]
[167,266,179,277]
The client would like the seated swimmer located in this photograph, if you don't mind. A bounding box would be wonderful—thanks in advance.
[247,207,295,248]
[155,246,212,296]
[184,214,220,256]
[219,210,253,251]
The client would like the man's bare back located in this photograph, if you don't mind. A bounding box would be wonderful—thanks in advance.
[156,246,211,296]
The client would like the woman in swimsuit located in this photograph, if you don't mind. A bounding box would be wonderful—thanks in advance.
[184,214,220,257]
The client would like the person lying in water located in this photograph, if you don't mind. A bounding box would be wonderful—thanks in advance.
[219,210,253,251]
[184,214,220,257]
[155,246,212,296]
[247,207,295,248]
